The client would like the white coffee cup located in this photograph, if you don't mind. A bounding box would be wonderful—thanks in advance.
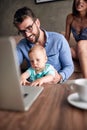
[65,78,87,102]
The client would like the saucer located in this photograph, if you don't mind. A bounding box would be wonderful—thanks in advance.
[67,93,87,109]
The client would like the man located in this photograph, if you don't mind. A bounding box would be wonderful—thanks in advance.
[13,6,74,83]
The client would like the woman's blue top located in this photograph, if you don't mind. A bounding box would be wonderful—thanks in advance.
[71,27,87,42]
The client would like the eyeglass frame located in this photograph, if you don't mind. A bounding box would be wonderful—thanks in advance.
[18,21,35,35]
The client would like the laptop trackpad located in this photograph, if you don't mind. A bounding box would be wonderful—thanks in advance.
[22,86,44,110]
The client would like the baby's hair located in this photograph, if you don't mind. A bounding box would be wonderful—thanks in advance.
[28,45,47,56]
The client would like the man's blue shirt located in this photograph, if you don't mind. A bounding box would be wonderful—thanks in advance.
[16,30,74,81]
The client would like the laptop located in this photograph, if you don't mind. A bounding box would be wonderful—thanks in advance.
[0,37,44,111]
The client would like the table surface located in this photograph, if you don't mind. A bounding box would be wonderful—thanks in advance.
[0,83,87,130]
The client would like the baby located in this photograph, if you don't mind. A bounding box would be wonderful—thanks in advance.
[20,45,55,86]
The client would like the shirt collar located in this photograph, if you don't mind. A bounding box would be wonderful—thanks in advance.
[42,29,49,46]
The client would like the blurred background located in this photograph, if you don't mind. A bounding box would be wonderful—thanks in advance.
[0,0,73,36]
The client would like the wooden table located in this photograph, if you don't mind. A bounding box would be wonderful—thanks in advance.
[0,83,87,130]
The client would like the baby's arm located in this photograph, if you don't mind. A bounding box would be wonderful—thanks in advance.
[20,71,30,85]
[30,74,54,86]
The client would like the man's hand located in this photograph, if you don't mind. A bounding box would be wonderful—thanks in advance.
[51,70,62,84]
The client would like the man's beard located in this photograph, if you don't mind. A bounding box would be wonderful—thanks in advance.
[33,29,40,44]
[27,28,40,44]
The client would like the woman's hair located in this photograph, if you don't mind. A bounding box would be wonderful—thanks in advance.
[13,6,37,26]
[72,0,87,16]
[72,0,78,16]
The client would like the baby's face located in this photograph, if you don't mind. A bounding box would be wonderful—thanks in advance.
[29,50,47,73]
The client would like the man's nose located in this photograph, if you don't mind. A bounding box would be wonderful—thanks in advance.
[24,30,32,37]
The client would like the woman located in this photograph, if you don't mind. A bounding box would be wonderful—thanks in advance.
[65,0,87,78]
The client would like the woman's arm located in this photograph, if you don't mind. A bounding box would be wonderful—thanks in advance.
[65,14,73,41]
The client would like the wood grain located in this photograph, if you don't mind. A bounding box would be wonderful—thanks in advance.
[0,84,87,130]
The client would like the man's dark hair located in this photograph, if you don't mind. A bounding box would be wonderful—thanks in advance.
[13,6,37,26]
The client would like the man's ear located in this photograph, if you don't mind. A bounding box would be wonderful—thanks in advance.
[35,18,40,27]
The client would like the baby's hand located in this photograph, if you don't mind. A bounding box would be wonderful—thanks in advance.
[20,79,30,86]
[30,79,43,86]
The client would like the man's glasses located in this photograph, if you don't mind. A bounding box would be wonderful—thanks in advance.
[18,21,35,35]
